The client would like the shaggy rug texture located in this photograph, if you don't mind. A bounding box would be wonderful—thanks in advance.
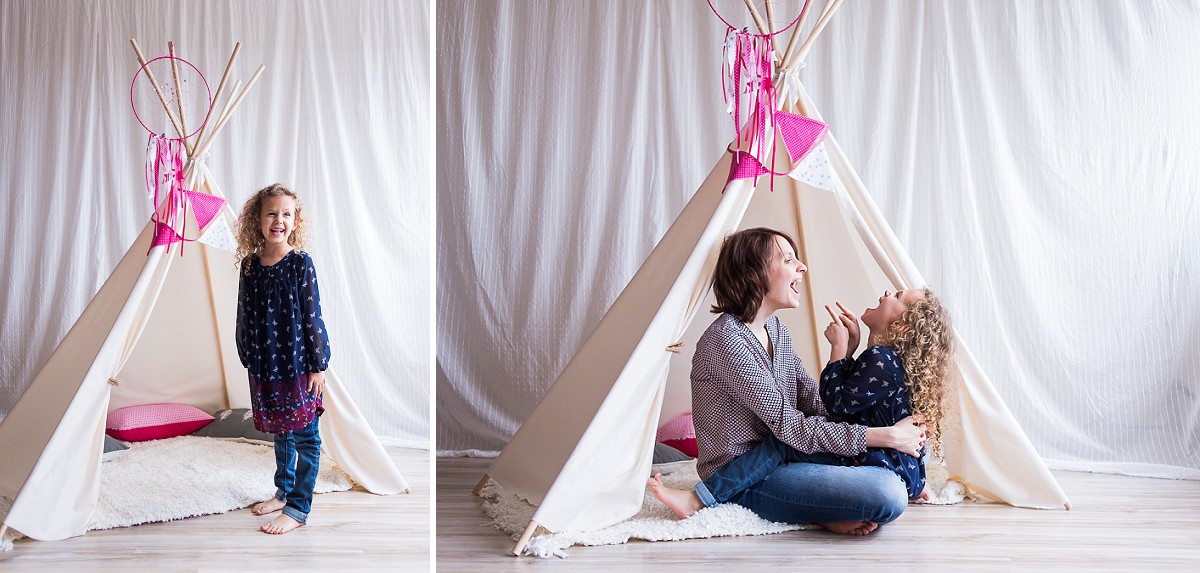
[481,460,967,558]
[480,462,806,558]
[2,436,352,551]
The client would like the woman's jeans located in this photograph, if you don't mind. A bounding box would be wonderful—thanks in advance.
[695,433,907,525]
[272,415,322,524]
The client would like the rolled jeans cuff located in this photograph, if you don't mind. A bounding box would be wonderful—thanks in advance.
[694,481,718,508]
[281,505,308,524]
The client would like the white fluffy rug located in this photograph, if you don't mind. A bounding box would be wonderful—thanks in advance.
[2,436,352,550]
[481,460,968,558]
[480,462,807,558]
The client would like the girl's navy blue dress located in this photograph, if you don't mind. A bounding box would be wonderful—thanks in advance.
[235,250,331,433]
[820,345,925,498]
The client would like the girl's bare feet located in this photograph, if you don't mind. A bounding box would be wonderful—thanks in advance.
[260,513,304,534]
[647,473,705,519]
[252,497,286,516]
[817,520,878,535]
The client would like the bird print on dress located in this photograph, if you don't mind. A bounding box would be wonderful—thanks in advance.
[235,250,331,434]
[820,345,926,498]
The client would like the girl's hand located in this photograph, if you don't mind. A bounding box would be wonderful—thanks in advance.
[307,371,326,398]
[834,301,861,357]
[824,305,849,362]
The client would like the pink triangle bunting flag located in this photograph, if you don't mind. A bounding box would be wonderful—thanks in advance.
[727,151,769,184]
[184,191,227,229]
[774,111,828,166]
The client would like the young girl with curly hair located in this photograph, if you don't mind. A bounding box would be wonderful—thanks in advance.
[819,288,954,500]
[234,183,331,535]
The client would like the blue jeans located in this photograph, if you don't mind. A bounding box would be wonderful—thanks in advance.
[272,415,321,524]
[695,433,849,507]
[696,434,908,525]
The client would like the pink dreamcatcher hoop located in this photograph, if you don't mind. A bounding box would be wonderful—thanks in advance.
[129,42,220,255]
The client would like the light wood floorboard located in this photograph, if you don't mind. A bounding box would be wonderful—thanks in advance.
[0,446,430,572]
[436,456,1200,571]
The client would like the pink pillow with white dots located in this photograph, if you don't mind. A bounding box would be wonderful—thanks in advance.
[656,413,698,457]
[105,403,214,442]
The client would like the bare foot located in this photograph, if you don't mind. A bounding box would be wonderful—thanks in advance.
[817,520,878,535]
[260,513,304,534]
[252,497,286,516]
[647,473,705,519]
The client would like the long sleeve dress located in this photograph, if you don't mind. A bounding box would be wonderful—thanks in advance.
[235,250,331,434]
[819,345,925,498]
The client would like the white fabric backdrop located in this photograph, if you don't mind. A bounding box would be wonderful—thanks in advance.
[437,0,1200,478]
[0,0,430,448]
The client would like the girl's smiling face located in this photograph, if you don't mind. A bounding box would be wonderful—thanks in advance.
[260,195,297,247]
[862,289,926,332]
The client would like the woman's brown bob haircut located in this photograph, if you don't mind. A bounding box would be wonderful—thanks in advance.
[711,227,799,323]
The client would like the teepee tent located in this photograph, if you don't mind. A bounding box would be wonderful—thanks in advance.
[0,41,408,543]
[478,3,1068,555]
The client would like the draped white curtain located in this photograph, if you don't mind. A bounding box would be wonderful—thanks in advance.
[0,0,430,447]
[437,0,1200,478]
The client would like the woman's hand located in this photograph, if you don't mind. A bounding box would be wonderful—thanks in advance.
[834,301,861,358]
[824,305,849,363]
[864,415,926,458]
[307,371,326,398]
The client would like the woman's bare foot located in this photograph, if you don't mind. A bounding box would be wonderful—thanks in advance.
[252,497,286,516]
[260,514,304,534]
[817,520,878,535]
[647,473,705,519]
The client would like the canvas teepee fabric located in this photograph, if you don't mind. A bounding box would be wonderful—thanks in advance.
[0,43,408,543]
[479,8,1068,554]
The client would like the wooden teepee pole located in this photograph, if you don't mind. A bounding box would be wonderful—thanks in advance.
[512,520,539,556]
[742,0,771,37]
[167,41,191,154]
[130,38,188,147]
[472,473,491,495]
[788,0,844,70]
[190,42,242,168]
[763,0,782,62]
[185,78,240,185]
[192,64,264,161]
[780,0,814,71]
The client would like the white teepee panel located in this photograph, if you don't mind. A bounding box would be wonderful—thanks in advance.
[488,152,759,532]
[0,222,169,540]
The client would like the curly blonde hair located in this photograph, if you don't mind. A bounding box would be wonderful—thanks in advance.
[235,183,308,273]
[874,288,955,458]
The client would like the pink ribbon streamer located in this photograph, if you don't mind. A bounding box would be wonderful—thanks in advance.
[143,135,225,254]
[709,1,822,193]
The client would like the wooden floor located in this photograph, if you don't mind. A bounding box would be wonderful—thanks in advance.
[436,456,1200,571]
[0,446,430,572]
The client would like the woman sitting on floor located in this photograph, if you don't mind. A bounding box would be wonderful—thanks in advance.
[647,227,926,535]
